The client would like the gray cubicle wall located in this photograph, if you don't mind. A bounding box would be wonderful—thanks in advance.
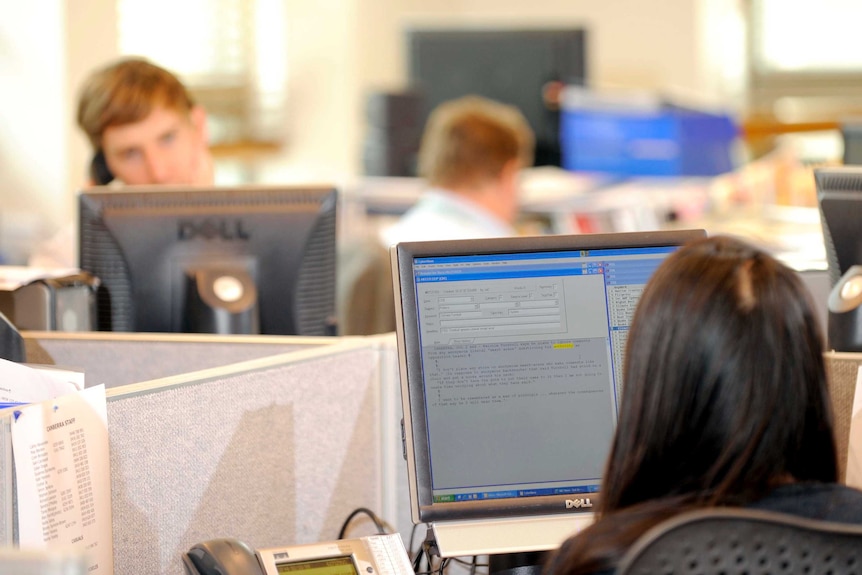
[23,332,337,388]
[825,352,862,482]
[2,334,410,575]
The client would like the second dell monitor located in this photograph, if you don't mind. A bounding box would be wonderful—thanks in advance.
[78,185,337,336]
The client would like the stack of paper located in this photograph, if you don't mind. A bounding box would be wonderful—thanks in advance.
[1,359,113,575]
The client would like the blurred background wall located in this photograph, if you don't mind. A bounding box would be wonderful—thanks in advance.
[1,0,854,264]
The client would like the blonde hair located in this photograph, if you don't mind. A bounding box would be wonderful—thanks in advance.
[418,95,534,189]
[77,57,195,150]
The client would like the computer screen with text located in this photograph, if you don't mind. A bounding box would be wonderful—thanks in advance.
[392,230,706,537]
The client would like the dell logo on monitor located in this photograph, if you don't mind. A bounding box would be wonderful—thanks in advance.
[178,219,251,241]
[565,498,593,509]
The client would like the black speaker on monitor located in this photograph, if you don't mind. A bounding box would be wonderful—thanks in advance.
[362,90,424,177]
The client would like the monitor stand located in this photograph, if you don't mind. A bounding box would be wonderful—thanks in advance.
[183,267,260,334]
[488,551,549,575]
[426,514,593,573]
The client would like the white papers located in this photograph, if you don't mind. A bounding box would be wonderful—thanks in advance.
[0,358,81,407]
[29,365,86,394]
[0,266,81,291]
[845,366,862,487]
[10,385,113,574]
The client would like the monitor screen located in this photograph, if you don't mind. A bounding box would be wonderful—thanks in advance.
[78,185,337,336]
[815,166,862,287]
[391,229,705,555]
[407,28,588,168]
[275,556,357,575]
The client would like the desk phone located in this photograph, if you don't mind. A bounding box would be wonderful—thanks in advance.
[183,533,414,575]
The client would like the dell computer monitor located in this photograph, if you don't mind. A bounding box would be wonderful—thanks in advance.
[816,166,862,287]
[78,185,337,336]
[407,27,588,168]
[391,229,706,557]
[815,166,862,351]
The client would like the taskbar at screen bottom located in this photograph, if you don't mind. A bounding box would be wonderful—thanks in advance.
[434,484,600,503]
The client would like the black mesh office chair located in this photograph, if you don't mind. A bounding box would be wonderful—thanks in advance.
[617,507,862,575]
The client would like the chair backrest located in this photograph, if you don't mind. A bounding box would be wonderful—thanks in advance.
[617,507,862,575]
[336,233,395,335]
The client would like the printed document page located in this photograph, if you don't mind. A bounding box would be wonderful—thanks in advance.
[11,385,113,574]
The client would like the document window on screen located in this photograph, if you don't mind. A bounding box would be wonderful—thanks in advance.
[412,246,676,503]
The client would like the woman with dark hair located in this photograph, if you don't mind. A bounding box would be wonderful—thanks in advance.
[544,235,862,575]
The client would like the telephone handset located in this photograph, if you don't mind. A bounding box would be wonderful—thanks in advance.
[183,533,414,575]
[89,150,115,186]
[183,538,264,575]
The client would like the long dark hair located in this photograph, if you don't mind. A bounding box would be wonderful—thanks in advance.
[545,235,837,575]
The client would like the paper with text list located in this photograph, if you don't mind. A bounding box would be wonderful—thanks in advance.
[11,385,113,574]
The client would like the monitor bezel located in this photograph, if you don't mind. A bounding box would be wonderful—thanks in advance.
[77,184,338,335]
[815,166,862,287]
[391,229,707,525]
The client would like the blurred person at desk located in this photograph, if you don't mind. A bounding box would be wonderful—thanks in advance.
[29,57,214,268]
[340,96,534,335]
[379,95,535,246]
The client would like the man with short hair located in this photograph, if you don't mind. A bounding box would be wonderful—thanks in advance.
[29,58,214,267]
[77,57,213,186]
[345,96,533,334]
[380,95,535,246]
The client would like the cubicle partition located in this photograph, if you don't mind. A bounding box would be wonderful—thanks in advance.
[825,351,862,481]
[1,333,411,575]
[22,331,338,388]
[2,332,860,573]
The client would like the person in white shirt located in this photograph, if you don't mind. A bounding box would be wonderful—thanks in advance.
[380,95,535,247]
